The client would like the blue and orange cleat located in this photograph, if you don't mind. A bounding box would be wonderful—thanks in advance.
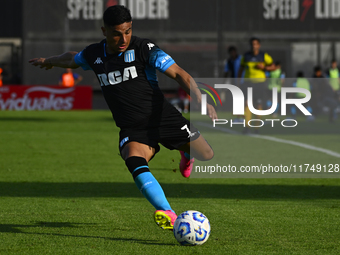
[154,210,177,230]
[179,151,194,178]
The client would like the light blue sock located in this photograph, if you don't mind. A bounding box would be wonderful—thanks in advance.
[134,171,174,213]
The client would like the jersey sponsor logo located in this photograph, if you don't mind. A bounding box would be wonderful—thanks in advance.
[124,50,135,63]
[147,43,155,50]
[94,57,103,64]
[161,55,171,64]
[97,66,138,86]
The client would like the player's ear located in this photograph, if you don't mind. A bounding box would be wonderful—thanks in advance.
[101,26,107,37]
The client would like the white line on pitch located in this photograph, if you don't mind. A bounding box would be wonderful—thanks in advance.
[196,122,340,158]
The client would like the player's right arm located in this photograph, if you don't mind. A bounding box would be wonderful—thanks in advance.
[29,51,79,70]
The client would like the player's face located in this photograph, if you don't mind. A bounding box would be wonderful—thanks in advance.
[229,50,237,59]
[332,61,337,69]
[102,22,132,54]
[251,40,261,53]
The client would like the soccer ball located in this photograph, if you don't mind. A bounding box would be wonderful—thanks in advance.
[173,210,211,246]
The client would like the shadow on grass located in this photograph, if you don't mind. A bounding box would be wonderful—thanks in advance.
[0,117,52,122]
[0,222,176,246]
[0,182,339,200]
[0,222,90,233]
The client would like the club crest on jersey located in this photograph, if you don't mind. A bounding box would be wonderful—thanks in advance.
[124,50,135,63]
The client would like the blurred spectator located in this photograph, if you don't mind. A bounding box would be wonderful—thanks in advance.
[0,64,12,85]
[313,66,338,122]
[171,87,190,114]
[224,46,243,121]
[59,68,83,87]
[238,37,275,134]
[0,67,3,87]
[267,61,285,115]
[238,37,275,81]
[327,59,340,104]
[327,59,340,92]
[292,71,314,121]
[224,46,242,78]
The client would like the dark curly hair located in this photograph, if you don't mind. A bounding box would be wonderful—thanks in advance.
[103,5,132,27]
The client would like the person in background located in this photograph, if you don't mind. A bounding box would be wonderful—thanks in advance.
[238,37,275,134]
[327,59,340,108]
[267,61,285,117]
[224,46,244,122]
[327,59,340,92]
[224,46,242,78]
[292,71,313,121]
[0,68,3,87]
[59,68,83,87]
[313,66,338,123]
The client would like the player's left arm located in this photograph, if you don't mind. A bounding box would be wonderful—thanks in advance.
[263,53,275,71]
[29,51,80,70]
[164,63,218,120]
[73,73,83,85]
[256,53,275,71]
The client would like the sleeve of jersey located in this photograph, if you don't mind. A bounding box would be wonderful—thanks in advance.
[224,62,229,72]
[148,48,176,73]
[74,51,92,71]
[264,53,273,66]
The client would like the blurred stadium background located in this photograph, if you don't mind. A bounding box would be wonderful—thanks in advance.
[1,0,340,109]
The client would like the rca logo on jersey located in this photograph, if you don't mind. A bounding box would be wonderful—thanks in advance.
[97,66,138,86]
[124,50,135,63]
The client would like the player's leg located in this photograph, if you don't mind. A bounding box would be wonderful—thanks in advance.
[178,135,214,161]
[243,82,252,134]
[177,134,213,178]
[121,141,176,230]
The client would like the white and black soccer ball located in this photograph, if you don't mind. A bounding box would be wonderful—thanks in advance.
[173,210,211,246]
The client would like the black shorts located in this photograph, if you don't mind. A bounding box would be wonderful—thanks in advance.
[118,105,200,155]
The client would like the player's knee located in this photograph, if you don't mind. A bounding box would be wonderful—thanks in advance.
[198,148,214,161]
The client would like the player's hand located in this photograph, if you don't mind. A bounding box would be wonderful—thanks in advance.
[256,63,265,70]
[28,58,54,70]
[207,103,218,121]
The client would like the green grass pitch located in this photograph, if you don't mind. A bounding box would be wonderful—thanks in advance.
[0,110,339,254]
